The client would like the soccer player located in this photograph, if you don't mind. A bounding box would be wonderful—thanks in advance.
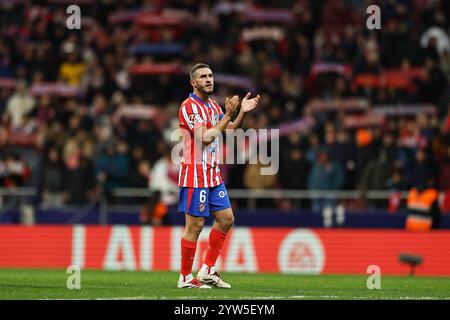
[177,63,260,289]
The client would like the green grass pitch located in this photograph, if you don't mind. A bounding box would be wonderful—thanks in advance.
[1,269,449,300]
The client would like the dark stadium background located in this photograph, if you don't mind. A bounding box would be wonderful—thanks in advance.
[1,0,450,282]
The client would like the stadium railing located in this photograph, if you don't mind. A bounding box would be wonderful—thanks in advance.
[0,187,37,224]
[2,187,447,226]
[110,188,406,199]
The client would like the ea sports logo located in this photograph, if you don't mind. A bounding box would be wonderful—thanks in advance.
[277,229,325,274]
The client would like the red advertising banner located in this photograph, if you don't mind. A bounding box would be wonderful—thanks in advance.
[0,226,449,276]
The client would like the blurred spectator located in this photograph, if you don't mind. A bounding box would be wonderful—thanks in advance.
[95,140,130,201]
[305,132,321,163]
[327,128,355,189]
[63,132,95,205]
[0,151,30,188]
[5,80,35,128]
[420,27,450,59]
[412,149,433,188]
[308,148,344,213]
[41,147,64,208]
[281,148,311,190]
[36,95,56,126]
[129,159,151,189]
[359,151,392,195]
[280,147,311,209]
[243,161,278,192]
[58,51,86,86]
[417,57,447,104]
[244,157,279,208]
[150,144,179,206]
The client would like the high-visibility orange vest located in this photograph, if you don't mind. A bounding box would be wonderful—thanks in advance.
[406,188,438,231]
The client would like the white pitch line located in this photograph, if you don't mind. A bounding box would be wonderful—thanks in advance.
[160,296,285,300]
[40,295,450,300]
[156,295,450,300]
[290,295,450,300]
[41,297,156,300]
[95,296,157,300]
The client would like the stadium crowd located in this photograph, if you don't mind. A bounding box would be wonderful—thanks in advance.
[0,0,450,211]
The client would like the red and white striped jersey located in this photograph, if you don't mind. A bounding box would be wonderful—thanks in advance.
[178,93,225,188]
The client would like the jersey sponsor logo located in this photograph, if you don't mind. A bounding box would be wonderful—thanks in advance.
[218,191,226,198]
[188,113,203,124]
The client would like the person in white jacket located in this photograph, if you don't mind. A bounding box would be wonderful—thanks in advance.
[150,144,179,206]
[420,26,450,58]
[5,80,35,128]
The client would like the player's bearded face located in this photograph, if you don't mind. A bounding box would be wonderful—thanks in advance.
[193,68,214,94]
[201,80,214,94]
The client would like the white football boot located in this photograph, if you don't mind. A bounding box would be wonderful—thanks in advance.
[196,265,231,289]
[177,273,211,289]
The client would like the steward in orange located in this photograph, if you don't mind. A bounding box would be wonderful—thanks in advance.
[406,178,441,231]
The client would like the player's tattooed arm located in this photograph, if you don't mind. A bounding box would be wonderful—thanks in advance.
[195,95,240,145]
[227,92,261,129]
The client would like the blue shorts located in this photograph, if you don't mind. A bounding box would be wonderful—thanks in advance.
[178,183,231,217]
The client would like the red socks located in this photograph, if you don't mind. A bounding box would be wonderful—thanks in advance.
[181,228,228,278]
[204,228,228,268]
[181,238,197,277]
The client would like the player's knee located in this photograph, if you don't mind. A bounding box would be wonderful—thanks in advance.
[186,219,204,235]
[220,215,234,229]
[228,215,235,227]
